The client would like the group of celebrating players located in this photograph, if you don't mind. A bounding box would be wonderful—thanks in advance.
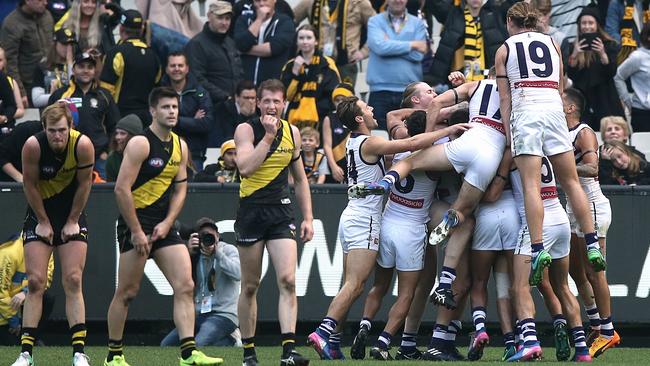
[11,2,620,366]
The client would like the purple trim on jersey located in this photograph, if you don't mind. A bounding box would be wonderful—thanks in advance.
[468,80,482,101]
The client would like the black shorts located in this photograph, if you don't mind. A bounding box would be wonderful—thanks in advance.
[234,204,296,246]
[117,216,184,258]
[22,210,88,246]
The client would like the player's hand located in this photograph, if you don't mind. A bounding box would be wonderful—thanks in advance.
[132,230,150,257]
[261,115,279,136]
[448,71,466,87]
[35,222,54,244]
[10,292,26,311]
[445,123,472,136]
[151,221,171,242]
[187,232,200,254]
[61,220,80,242]
[331,165,345,183]
[300,219,314,243]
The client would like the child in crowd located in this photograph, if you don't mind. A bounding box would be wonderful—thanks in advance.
[299,127,329,184]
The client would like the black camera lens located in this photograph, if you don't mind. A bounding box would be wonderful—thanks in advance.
[200,233,216,246]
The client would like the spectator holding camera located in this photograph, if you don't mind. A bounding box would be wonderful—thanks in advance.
[565,7,624,130]
[161,218,241,347]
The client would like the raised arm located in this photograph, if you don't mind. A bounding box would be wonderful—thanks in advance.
[387,108,416,139]
[425,81,476,131]
[362,123,471,157]
[235,118,276,177]
[495,45,512,144]
[288,125,314,242]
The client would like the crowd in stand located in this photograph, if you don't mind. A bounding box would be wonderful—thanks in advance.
[0,0,649,186]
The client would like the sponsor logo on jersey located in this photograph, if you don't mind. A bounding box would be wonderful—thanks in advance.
[389,191,424,208]
[42,166,56,175]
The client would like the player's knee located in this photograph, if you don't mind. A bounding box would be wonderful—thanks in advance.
[62,270,83,293]
[117,284,141,305]
[277,273,296,294]
[173,278,194,298]
[26,275,47,295]
[241,280,260,298]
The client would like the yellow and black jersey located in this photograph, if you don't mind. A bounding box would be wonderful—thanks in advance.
[34,129,82,211]
[239,118,296,205]
[129,128,182,221]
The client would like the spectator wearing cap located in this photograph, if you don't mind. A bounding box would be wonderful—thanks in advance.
[49,51,120,179]
[105,114,143,182]
[100,8,161,125]
[185,1,242,112]
[0,0,53,106]
[194,139,240,183]
[233,0,295,85]
[30,27,77,108]
[212,79,257,146]
[161,217,241,347]
[564,6,624,130]
[161,51,214,171]
[321,82,353,183]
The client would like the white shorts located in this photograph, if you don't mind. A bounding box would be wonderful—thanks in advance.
[566,199,612,238]
[444,126,505,192]
[515,222,570,259]
[510,109,572,157]
[338,208,380,253]
[473,193,520,251]
[377,218,427,271]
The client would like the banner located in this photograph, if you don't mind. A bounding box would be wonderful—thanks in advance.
[0,184,648,322]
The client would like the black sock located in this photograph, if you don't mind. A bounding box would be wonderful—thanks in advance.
[180,337,197,359]
[21,327,38,355]
[107,339,123,362]
[71,323,87,355]
[243,337,256,359]
[282,333,296,358]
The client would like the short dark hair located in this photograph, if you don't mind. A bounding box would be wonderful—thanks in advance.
[448,107,469,125]
[149,86,179,108]
[564,87,586,117]
[405,110,427,136]
[336,96,363,130]
[236,79,256,96]
[167,51,188,64]
[257,79,286,100]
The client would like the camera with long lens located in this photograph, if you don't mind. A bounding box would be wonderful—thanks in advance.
[199,232,216,248]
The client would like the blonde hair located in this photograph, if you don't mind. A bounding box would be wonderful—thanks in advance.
[64,0,102,50]
[41,102,73,128]
[300,126,320,144]
[530,0,551,15]
[604,140,641,176]
[600,115,630,143]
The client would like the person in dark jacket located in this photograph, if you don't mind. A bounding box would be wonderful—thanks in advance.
[0,69,17,137]
[427,0,510,87]
[185,0,243,108]
[231,0,294,34]
[211,79,257,147]
[161,51,214,171]
[0,120,40,182]
[49,52,120,179]
[233,0,295,85]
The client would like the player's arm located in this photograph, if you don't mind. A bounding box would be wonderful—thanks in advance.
[387,108,416,139]
[235,117,275,178]
[425,82,476,132]
[114,136,149,236]
[152,138,189,242]
[495,45,512,145]
[482,148,511,203]
[62,136,94,241]
[363,123,471,157]
[553,39,565,93]
[575,129,599,177]
[288,125,314,242]
[21,137,48,224]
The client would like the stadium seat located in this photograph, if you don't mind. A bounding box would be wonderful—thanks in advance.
[16,108,40,125]
[371,129,389,140]
[204,147,221,166]
[631,132,650,158]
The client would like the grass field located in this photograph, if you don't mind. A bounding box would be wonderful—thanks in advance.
[0,346,645,366]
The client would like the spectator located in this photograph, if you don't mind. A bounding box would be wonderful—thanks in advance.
[105,114,143,182]
[321,82,353,183]
[233,0,295,85]
[0,47,25,120]
[31,28,76,109]
[293,0,375,86]
[194,139,241,183]
[548,0,591,41]
[135,0,203,39]
[614,22,650,132]
[530,0,566,45]
[161,217,241,347]
[565,7,624,131]
[0,120,41,182]
[366,0,428,130]
[55,0,107,53]
[48,0,70,24]
[231,0,294,34]
[0,69,17,136]
[161,51,214,171]
[298,126,328,184]
[429,0,508,87]
[0,0,53,105]
[212,80,257,146]
[605,0,648,63]
[599,139,650,185]
[599,115,646,160]
[184,0,243,109]
[281,24,340,129]
[100,9,161,125]
[49,52,120,179]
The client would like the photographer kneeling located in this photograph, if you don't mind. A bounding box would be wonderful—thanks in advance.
[161,218,241,346]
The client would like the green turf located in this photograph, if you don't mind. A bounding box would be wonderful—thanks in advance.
[0,346,644,365]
